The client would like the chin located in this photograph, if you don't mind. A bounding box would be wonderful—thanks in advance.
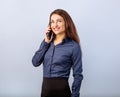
[54,32,60,35]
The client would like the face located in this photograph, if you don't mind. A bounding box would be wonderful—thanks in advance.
[50,14,66,35]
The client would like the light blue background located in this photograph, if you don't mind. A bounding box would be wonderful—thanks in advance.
[0,0,120,97]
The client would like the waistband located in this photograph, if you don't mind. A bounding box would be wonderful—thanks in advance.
[43,77,68,81]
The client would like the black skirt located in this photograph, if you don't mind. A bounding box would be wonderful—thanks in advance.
[41,77,71,97]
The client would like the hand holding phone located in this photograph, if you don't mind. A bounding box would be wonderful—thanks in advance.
[45,25,54,43]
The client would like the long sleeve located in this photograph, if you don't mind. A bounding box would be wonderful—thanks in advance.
[71,43,83,97]
[32,40,50,67]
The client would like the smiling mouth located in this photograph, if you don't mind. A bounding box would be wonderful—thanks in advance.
[53,27,60,31]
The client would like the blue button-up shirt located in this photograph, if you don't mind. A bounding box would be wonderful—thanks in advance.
[32,37,83,97]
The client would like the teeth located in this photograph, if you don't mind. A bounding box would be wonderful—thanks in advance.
[54,28,59,31]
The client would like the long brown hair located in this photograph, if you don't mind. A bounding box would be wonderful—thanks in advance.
[49,9,80,44]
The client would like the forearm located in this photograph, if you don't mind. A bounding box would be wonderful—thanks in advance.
[71,74,83,97]
[32,40,50,67]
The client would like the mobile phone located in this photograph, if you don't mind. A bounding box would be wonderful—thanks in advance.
[47,29,52,40]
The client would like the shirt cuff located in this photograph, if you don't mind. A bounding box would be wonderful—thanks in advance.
[71,93,79,97]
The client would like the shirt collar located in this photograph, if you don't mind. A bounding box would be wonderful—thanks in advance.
[62,37,71,44]
[51,37,71,46]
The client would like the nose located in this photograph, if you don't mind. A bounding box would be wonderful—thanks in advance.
[53,22,58,27]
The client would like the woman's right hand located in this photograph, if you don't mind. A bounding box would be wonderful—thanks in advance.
[45,26,53,43]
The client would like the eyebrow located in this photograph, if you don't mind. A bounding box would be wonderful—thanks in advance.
[51,18,63,21]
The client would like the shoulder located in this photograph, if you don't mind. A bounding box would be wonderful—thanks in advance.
[64,38,81,51]
[65,38,79,45]
[71,40,81,49]
[70,40,82,55]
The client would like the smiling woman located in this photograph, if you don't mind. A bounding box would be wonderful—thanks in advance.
[32,9,83,97]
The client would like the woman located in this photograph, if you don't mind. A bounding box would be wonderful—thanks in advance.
[32,9,83,97]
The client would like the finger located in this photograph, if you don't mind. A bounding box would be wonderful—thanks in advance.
[46,27,51,33]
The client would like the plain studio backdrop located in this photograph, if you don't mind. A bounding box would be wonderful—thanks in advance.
[0,0,120,97]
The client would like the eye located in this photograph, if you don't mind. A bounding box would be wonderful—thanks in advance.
[58,20,62,22]
[50,21,54,24]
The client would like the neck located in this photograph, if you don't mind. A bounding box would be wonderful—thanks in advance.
[54,33,66,45]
